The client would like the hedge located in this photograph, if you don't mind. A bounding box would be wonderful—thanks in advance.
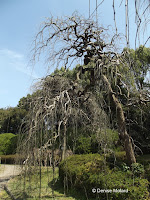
[59,154,149,200]
[0,155,17,164]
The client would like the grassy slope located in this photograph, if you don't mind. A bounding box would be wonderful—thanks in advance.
[0,167,81,200]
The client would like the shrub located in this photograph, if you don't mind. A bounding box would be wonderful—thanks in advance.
[74,136,92,154]
[121,162,130,172]
[145,167,150,182]
[59,154,149,200]
[131,163,145,177]
[0,133,18,155]
[106,151,127,169]
[59,154,105,183]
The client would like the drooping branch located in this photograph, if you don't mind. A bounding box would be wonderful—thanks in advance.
[31,13,108,68]
[19,73,106,167]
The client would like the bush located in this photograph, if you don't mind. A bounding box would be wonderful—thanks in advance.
[131,163,145,177]
[59,154,105,183]
[0,133,18,155]
[74,136,92,154]
[121,162,130,172]
[106,151,127,169]
[59,154,149,200]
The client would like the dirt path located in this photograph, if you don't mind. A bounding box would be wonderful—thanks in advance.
[0,164,21,192]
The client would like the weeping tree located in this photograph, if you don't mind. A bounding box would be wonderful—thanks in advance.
[30,13,138,165]
[18,73,107,168]
[20,12,150,166]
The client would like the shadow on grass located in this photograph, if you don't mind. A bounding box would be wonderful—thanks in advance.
[14,193,66,200]
[12,192,32,200]
[14,192,62,200]
[49,178,93,200]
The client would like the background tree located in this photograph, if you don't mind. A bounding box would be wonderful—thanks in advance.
[0,133,18,155]
[0,107,27,134]
[123,46,150,90]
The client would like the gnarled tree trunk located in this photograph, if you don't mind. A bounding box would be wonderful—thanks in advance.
[61,121,67,161]
[102,74,136,165]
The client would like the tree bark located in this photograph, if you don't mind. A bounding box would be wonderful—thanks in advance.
[102,74,136,165]
[61,122,67,161]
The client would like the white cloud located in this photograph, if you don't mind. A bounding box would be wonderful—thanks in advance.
[0,49,24,59]
[0,48,40,79]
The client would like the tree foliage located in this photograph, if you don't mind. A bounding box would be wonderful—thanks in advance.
[0,133,18,155]
[123,46,150,89]
[0,107,27,134]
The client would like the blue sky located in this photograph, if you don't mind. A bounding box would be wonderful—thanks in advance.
[0,0,149,108]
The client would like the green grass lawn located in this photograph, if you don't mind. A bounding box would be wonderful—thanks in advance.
[0,167,83,200]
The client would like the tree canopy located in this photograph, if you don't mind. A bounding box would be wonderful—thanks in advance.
[0,107,27,134]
